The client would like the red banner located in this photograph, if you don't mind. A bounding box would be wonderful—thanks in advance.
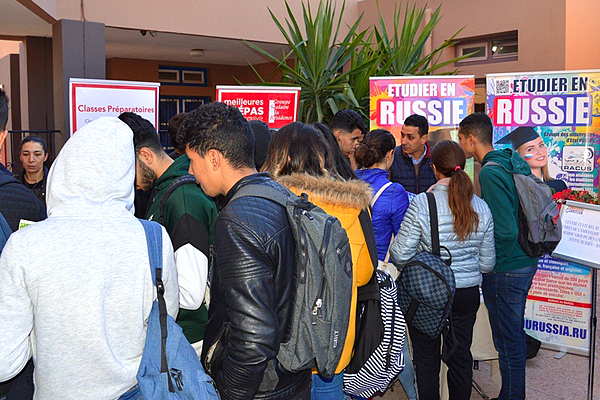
[216,86,300,129]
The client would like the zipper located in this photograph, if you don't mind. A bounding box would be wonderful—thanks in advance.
[312,217,334,322]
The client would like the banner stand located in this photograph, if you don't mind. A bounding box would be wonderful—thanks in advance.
[587,269,596,400]
[552,200,600,400]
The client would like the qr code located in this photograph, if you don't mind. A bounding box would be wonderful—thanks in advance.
[495,79,511,94]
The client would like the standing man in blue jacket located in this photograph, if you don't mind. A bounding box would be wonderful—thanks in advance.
[389,114,437,194]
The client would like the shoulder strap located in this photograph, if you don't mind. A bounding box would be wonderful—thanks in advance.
[140,219,175,392]
[159,175,198,225]
[425,192,441,257]
[357,209,381,302]
[230,183,289,207]
[370,181,393,208]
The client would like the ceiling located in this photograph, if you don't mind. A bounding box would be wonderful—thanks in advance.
[0,0,52,37]
[0,0,289,66]
[105,27,290,66]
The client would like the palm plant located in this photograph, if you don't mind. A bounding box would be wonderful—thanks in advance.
[372,2,469,76]
[244,1,376,123]
[244,1,472,123]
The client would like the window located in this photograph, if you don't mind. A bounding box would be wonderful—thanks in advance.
[457,42,487,62]
[491,39,518,59]
[182,70,206,85]
[158,69,179,83]
[158,66,208,86]
[456,31,518,65]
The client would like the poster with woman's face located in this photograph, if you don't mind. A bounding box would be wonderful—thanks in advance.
[487,70,600,195]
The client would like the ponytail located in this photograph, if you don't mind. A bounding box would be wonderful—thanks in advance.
[431,140,479,241]
[447,169,479,241]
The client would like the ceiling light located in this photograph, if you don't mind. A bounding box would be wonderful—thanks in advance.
[190,49,205,57]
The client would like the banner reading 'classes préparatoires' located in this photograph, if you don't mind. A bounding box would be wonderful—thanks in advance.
[70,78,160,135]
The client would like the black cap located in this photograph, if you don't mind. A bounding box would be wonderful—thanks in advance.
[495,126,540,150]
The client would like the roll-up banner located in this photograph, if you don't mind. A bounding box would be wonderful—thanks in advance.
[370,76,475,178]
[370,75,475,143]
[70,78,160,135]
[216,86,301,129]
[487,70,600,355]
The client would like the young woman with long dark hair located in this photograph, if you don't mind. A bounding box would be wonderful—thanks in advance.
[262,122,373,400]
[390,140,496,400]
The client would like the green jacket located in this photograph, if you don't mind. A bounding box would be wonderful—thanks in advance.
[479,148,539,272]
[146,154,218,343]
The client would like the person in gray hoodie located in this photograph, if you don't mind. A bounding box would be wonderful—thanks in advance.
[391,140,495,400]
[0,117,179,399]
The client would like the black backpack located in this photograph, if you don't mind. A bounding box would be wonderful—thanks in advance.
[397,193,456,344]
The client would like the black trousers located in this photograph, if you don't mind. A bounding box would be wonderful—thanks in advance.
[408,285,480,400]
[0,359,34,400]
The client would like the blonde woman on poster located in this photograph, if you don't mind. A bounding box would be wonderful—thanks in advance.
[496,126,567,193]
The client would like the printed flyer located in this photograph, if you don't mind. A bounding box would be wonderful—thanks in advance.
[487,70,600,195]
[370,76,475,145]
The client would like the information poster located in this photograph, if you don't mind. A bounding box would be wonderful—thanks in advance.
[487,71,600,354]
[369,76,474,144]
[524,255,592,355]
[70,79,160,135]
[487,70,600,195]
[216,86,300,129]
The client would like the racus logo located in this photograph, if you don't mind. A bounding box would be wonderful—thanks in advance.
[170,368,184,391]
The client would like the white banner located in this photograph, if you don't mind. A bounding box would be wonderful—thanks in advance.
[70,78,160,135]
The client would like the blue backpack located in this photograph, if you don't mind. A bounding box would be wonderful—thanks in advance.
[0,211,13,256]
[137,219,220,399]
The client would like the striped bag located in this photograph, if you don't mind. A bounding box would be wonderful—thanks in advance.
[343,269,406,397]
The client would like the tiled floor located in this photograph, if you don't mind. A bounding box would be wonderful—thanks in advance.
[377,279,600,400]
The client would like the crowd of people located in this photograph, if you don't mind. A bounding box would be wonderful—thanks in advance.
[0,85,562,400]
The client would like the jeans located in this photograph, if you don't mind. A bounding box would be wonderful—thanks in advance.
[409,286,480,400]
[397,343,417,400]
[482,264,537,400]
[311,373,350,400]
[118,384,142,400]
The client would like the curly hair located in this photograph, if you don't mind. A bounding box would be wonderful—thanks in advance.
[178,102,254,170]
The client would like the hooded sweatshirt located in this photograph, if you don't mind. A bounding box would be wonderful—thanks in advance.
[479,148,539,271]
[276,173,373,374]
[0,117,179,400]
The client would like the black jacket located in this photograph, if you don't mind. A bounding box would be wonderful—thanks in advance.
[389,144,436,194]
[201,173,310,400]
[0,168,46,231]
[16,166,48,208]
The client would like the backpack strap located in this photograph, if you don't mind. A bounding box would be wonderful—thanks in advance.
[370,182,393,208]
[158,175,198,225]
[230,183,290,208]
[139,219,175,393]
[357,209,381,302]
[425,192,452,266]
[425,192,441,257]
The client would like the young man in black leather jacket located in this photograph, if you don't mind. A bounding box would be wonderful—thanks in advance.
[178,102,311,400]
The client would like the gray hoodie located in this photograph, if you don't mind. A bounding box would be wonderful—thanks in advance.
[0,117,179,399]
